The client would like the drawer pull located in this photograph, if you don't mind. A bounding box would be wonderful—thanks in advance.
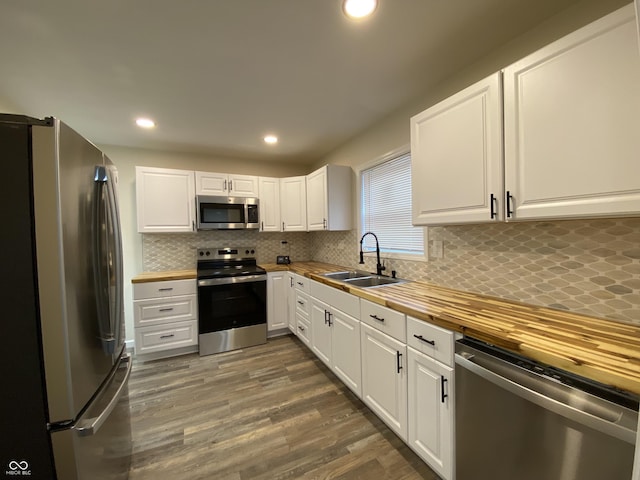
[297,300,305,306]
[297,281,304,286]
[298,325,305,332]
[158,287,174,292]
[396,351,403,374]
[414,334,435,346]
[160,334,175,339]
[159,308,174,312]
[370,314,385,322]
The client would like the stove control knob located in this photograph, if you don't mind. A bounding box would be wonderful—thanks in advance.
[245,249,250,254]
[205,251,210,256]
[199,251,203,256]
[251,249,255,254]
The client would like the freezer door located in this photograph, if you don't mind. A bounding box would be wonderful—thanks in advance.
[31,120,121,423]
[52,355,132,480]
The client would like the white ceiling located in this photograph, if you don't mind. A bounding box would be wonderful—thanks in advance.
[0,0,584,164]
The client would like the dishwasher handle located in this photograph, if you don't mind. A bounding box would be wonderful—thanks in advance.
[455,352,637,444]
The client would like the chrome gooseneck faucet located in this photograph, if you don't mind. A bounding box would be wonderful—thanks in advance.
[359,231,385,276]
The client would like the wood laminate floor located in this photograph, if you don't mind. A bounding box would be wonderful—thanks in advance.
[127,335,439,480]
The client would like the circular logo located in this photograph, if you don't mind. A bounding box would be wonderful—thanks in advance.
[8,461,29,471]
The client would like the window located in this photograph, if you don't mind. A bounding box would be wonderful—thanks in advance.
[360,151,425,258]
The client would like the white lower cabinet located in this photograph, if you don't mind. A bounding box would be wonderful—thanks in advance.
[310,296,362,397]
[295,277,456,476]
[408,348,454,480]
[407,315,456,480]
[309,280,362,397]
[133,279,198,358]
[310,298,333,366]
[267,271,288,335]
[361,323,408,441]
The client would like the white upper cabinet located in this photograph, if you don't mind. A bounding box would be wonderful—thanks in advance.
[258,176,281,232]
[306,164,353,231]
[136,166,195,233]
[411,73,503,225]
[504,5,640,221]
[195,171,259,197]
[412,5,640,226]
[280,176,307,231]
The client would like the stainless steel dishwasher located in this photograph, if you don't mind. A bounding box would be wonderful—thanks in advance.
[455,337,638,480]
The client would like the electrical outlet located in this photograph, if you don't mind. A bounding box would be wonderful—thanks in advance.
[430,240,444,259]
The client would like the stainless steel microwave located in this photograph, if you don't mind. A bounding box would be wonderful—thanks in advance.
[196,195,259,230]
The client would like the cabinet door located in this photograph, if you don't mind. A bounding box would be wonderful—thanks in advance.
[195,171,228,195]
[136,166,195,233]
[361,324,408,441]
[258,177,281,232]
[267,272,287,332]
[411,73,503,225]
[408,348,454,480]
[306,166,328,231]
[331,310,361,397]
[229,174,259,197]
[280,176,307,231]
[287,273,296,333]
[310,298,332,367]
[504,5,640,221]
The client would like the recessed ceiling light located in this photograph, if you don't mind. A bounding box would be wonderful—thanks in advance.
[264,135,278,145]
[136,117,156,129]
[343,0,377,19]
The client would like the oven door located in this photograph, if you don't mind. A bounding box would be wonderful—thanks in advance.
[198,275,267,333]
[197,195,247,230]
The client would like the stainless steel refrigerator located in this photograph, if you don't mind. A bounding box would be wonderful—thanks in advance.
[1,114,132,479]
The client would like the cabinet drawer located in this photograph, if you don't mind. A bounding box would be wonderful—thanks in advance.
[135,320,198,355]
[133,295,197,327]
[293,274,310,293]
[361,299,406,342]
[295,291,310,318]
[133,279,196,300]
[296,314,311,346]
[407,316,454,367]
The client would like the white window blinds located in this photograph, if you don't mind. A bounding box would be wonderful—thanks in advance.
[360,152,424,255]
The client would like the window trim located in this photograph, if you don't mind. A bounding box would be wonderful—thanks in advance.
[355,144,428,263]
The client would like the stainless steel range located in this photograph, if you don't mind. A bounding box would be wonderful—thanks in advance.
[197,247,267,356]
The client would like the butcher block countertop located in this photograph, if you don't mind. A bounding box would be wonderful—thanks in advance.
[131,269,196,283]
[134,262,640,395]
[264,261,640,396]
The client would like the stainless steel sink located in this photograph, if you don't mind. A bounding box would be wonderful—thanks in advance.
[321,270,408,288]
[343,276,407,288]
[322,270,371,280]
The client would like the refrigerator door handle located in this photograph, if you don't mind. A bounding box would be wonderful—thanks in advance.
[93,166,114,354]
[93,164,125,356]
[74,355,132,437]
[104,163,125,352]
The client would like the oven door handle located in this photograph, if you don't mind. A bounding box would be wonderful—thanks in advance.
[198,274,267,287]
